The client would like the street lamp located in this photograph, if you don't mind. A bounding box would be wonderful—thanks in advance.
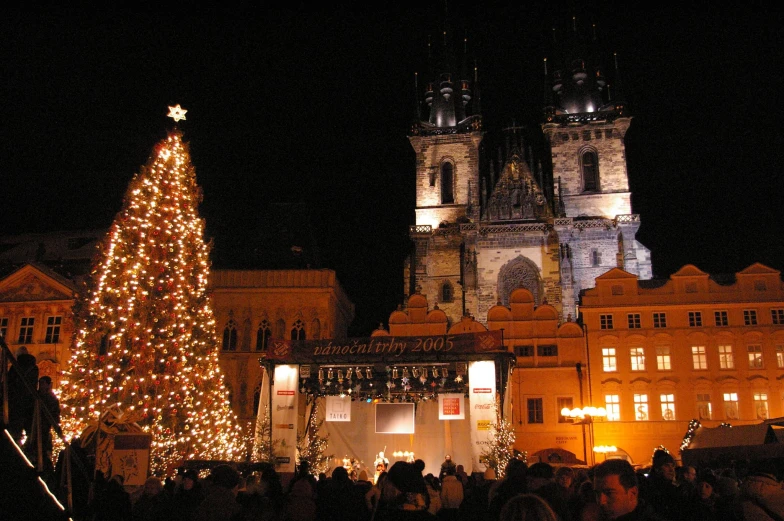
[561,406,607,465]
[593,445,617,462]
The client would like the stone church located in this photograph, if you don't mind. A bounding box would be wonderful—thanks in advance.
[404,25,653,326]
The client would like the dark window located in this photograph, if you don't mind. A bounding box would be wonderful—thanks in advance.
[688,312,702,327]
[754,280,767,291]
[537,345,558,357]
[291,319,306,341]
[715,311,728,326]
[600,314,613,330]
[527,398,544,424]
[653,313,667,328]
[628,313,641,329]
[45,316,62,343]
[516,346,534,357]
[612,285,624,295]
[17,317,34,344]
[591,250,602,267]
[441,282,454,303]
[441,162,454,204]
[222,320,238,351]
[581,150,599,191]
[0,317,7,339]
[772,309,784,325]
[744,310,758,326]
[256,321,271,351]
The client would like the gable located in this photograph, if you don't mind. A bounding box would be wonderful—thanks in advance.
[738,263,780,276]
[0,264,75,302]
[595,268,636,280]
[671,264,708,277]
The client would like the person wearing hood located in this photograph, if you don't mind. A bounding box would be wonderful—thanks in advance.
[738,461,784,521]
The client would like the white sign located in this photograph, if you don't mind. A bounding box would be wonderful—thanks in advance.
[325,395,352,422]
[438,393,465,420]
[271,365,299,473]
[468,361,496,473]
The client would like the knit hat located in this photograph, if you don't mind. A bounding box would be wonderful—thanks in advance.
[652,449,675,469]
[483,468,497,480]
[387,461,426,495]
[358,470,369,482]
[210,464,240,489]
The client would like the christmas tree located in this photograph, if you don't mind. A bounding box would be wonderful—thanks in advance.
[479,402,516,478]
[61,108,242,472]
[296,398,331,476]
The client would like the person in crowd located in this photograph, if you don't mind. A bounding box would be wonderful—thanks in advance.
[32,375,60,467]
[455,464,469,487]
[282,463,318,521]
[375,461,435,521]
[172,469,205,521]
[317,466,367,521]
[7,346,38,444]
[439,465,463,521]
[690,472,719,521]
[423,473,441,516]
[194,464,242,521]
[132,476,172,521]
[592,459,662,521]
[536,466,578,521]
[499,493,559,521]
[489,460,529,520]
[737,460,784,521]
[439,455,456,481]
[526,463,555,492]
[93,473,133,521]
[639,449,683,520]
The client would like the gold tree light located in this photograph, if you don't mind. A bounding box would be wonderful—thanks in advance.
[60,122,242,473]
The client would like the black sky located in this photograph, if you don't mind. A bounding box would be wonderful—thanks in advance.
[1,5,782,335]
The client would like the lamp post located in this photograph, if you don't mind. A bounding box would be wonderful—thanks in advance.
[561,406,607,465]
[593,445,617,462]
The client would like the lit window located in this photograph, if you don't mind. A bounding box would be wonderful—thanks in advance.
[718,345,734,369]
[557,397,574,423]
[772,309,784,325]
[17,317,34,344]
[0,317,8,339]
[527,398,543,424]
[627,313,641,329]
[753,392,769,420]
[222,319,238,351]
[656,346,671,371]
[653,312,667,328]
[723,392,739,419]
[602,348,617,372]
[633,394,648,421]
[697,394,712,420]
[660,394,676,420]
[744,310,758,326]
[688,311,702,327]
[256,320,271,351]
[692,346,707,370]
[600,314,613,330]
[714,311,728,326]
[44,316,62,344]
[748,345,764,368]
[630,348,646,371]
[605,394,620,421]
[776,346,784,368]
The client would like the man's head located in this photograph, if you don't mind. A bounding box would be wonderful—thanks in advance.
[556,466,575,489]
[444,454,451,462]
[593,459,639,520]
[677,465,696,484]
[39,376,52,391]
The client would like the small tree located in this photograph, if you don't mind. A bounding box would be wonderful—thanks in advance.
[480,403,516,478]
[296,399,332,476]
[251,406,281,464]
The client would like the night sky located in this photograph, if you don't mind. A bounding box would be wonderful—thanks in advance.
[1,5,782,335]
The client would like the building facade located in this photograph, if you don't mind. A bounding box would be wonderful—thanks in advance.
[579,263,784,463]
[404,25,652,328]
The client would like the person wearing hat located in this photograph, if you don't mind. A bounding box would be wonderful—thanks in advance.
[173,469,205,521]
[375,461,435,520]
[193,464,241,521]
[639,449,684,520]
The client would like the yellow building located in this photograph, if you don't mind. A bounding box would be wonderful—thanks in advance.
[579,263,784,464]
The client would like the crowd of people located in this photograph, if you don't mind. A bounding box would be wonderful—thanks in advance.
[68,450,784,521]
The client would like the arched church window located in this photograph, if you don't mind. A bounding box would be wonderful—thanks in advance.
[311,318,321,340]
[256,320,271,351]
[291,319,306,341]
[441,282,454,303]
[581,149,599,192]
[441,162,454,204]
[222,319,238,351]
[497,256,543,306]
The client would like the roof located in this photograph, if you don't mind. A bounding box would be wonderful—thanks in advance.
[688,423,778,449]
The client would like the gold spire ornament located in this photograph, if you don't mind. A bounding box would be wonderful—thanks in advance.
[167,104,188,122]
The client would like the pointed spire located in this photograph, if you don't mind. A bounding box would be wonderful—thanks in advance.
[473,61,482,114]
[413,72,422,122]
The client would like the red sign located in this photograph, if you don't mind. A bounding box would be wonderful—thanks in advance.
[442,397,461,415]
[277,390,295,396]
[473,388,492,393]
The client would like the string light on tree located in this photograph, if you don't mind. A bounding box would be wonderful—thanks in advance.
[60,107,242,473]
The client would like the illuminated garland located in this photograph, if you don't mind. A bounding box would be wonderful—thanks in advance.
[60,130,242,474]
[680,419,701,452]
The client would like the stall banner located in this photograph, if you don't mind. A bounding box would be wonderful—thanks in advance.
[438,393,466,420]
[108,433,151,487]
[325,395,352,422]
[468,361,496,472]
[271,364,299,473]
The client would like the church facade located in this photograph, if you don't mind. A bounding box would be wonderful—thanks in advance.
[404,26,651,327]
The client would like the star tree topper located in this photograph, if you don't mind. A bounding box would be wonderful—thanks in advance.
[167,104,188,122]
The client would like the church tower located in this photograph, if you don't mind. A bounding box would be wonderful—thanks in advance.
[542,19,652,317]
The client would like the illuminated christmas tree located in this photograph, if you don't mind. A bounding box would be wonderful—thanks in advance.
[61,107,242,472]
[296,399,331,475]
[480,403,516,478]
